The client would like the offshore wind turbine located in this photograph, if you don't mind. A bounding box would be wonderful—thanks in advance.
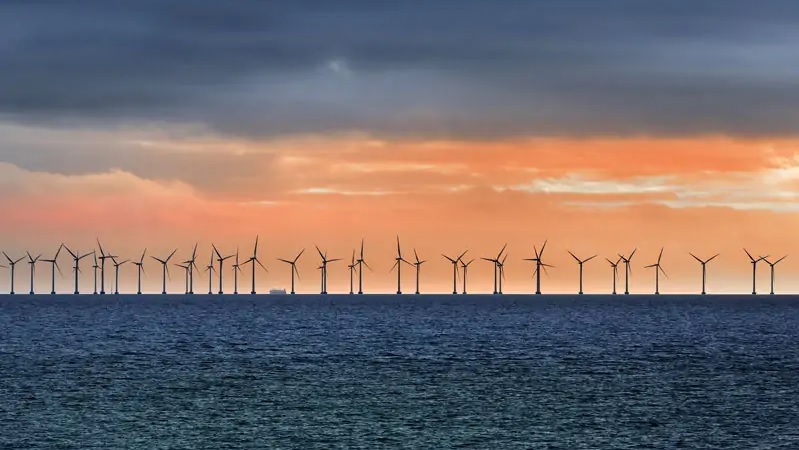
[744,249,767,295]
[213,245,234,295]
[568,251,597,295]
[64,247,93,294]
[618,248,637,295]
[26,252,42,295]
[96,240,117,295]
[92,254,99,294]
[391,237,412,295]
[111,256,130,295]
[524,240,551,295]
[2,252,24,295]
[689,253,719,295]
[606,257,621,295]
[232,248,241,295]
[241,236,267,295]
[205,250,215,295]
[763,255,787,295]
[497,254,508,294]
[355,240,371,295]
[151,249,177,295]
[442,250,468,295]
[278,249,304,295]
[347,250,357,295]
[315,246,341,295]
[481,244,507,295]
[644,248,668,295]
[182,243,198,295]
[132,249,147,295]
[176,263,190,294]
[460,259,475,294]
[413,249,425,295]
[41,244,64,295]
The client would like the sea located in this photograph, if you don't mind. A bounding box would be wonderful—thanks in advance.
[2,294,798,448]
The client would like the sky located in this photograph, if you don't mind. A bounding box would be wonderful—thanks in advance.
[2,1,799,294]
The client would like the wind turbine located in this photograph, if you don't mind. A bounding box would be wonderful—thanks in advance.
[413,249,425,295]
[151,249,177,295]
[64,247,93,294]
[26,252,42,295]
[182,243,198,295]
[618,248,637,295]
[460,259,475,294]
[241,236,267,295]
[176,263,190,294]
[132,249,147,295]
[481,244,507,295]
[744,249,767,295]
[2,252,24,294]
[213,245,235,295]
[568,251,597,295]
[524,240,552,295]
[205,250,215,295]
[355,239,371,295]
[391,237,412,295]
[232,248,241,295]
[497,254,508,294]
[442,250,468,295]
[644,248,668,295]
[111,256,130,295]
[347,250,357,295]
[763,255,787,295]
[96,240,117,295]
[315,246,341,294]
[606,257,621,295]
[41,244,64,295]
[278,249,304,295]
[689,253,719,295]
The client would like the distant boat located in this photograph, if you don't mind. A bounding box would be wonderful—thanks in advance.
[269,289,287,295]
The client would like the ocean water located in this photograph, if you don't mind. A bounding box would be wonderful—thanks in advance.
[2,294,799,449]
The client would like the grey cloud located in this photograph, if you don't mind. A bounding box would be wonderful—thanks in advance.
[1,0,799,138]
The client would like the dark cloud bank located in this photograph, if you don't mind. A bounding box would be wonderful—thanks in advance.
[2,0,799,138]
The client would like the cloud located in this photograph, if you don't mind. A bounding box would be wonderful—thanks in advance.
[2,1,799,138]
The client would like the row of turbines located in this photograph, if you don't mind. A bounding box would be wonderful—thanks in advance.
[0,237,787,295]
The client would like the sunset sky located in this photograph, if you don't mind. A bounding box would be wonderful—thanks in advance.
[2,1,799,294]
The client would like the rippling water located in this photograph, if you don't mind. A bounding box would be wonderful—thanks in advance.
[2,294,799,448]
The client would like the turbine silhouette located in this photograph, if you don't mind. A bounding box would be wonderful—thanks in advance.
[763,255,787,295]
[391,237,413,295]
[744,249,767,295]
[151,249,177,295]
[241,236,267,295]
[524,240,552,295]
[689,253,719,295]
[412,249,426,295]
[481,244,507,295]
[605,256,622,295]
[618,248,637,295]
[277,249,304,295]
[64,246,93,295]
[40,244,64,295]
[568,251,597,295]
[442,250,468,295]
[644,248,668,295]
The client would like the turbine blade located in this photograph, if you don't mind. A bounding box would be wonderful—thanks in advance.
[277,258,292,264]
[707,253,720,263]
[568,251,579,262]
[657,247,664,264]
[743,248,754,262]
[498,243,507,259]
[414,248,420,264]
[166,249,177,262]
[295,248,305,263]
[689,252,702,263]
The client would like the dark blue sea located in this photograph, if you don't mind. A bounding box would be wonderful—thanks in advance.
[2,294,799,448]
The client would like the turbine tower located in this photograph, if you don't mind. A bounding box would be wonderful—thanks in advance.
[232,248,241,295]
[481,244,507,295]
[3,253,24,295]
[497,254,508,294]
[347,250,357,295]
[151,249,177,295]
[606,257,621,295]
[132,249,147,295]
[744,249,767,295]
[111,256,130,295]
[763,255,787,295]
[460,259,475,294]
[568,251,597,295]
[96,240,117,295]
[92,254,99,294]
[205,250,215,295]
[644,248,668,295]
[689,253,719,295]
[212,245,234,295]
[242,236,267,295]
[41,244,64,295]
[315,246,341,295]
[355,240,371,295]
[413,249,425,295]
[442,250,468,295]
[524,240,552,295]
[618,248,637,295]
[176,263,190,294]
[64,247,93,294]
[278,249,304,295]
[391,237,412,295]
[26,252,42,295]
